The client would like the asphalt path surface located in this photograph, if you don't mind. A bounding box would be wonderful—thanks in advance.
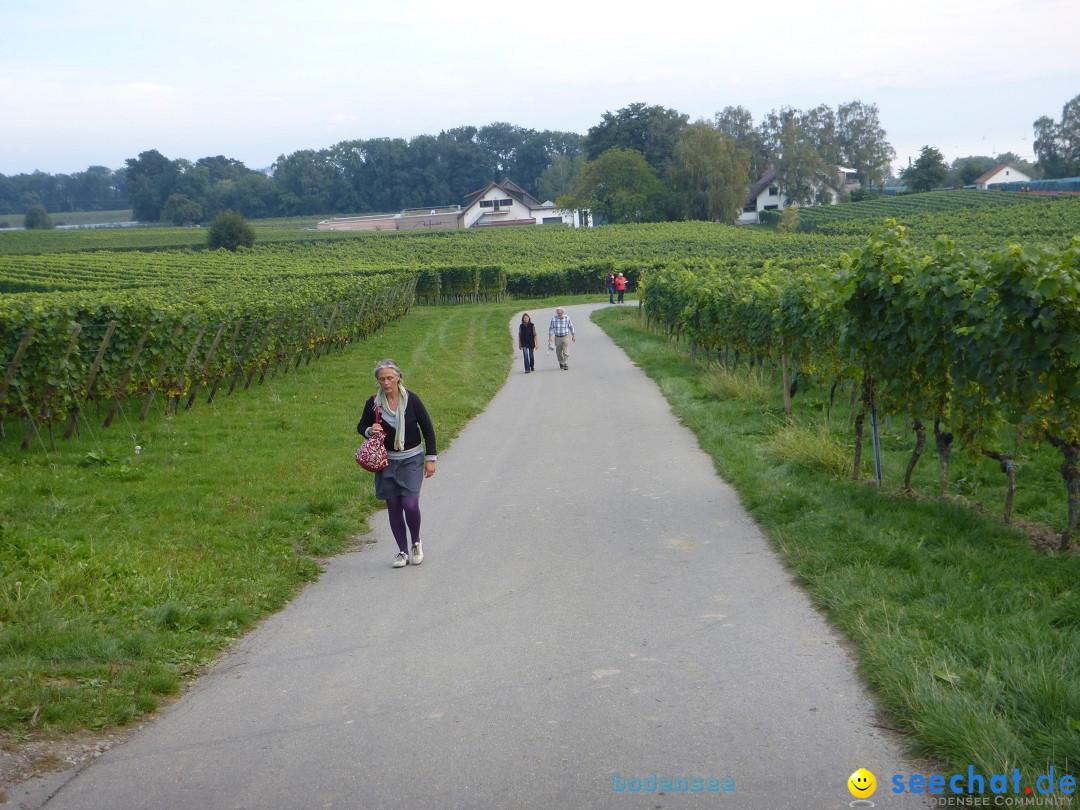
[30,303,930,809]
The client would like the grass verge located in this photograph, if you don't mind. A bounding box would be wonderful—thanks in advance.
[593,305,1079,782]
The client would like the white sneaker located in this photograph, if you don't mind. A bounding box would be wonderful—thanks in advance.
[410,542,424,566]
[393,551,409,568]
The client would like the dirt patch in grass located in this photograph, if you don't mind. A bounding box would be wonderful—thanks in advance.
[0,727,135,803]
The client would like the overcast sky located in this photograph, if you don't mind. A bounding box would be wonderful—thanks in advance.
[2,0,1078,177]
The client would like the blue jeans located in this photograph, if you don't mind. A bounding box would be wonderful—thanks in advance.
[522,346,535,371]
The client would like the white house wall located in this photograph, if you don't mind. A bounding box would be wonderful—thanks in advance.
[463,190,534,227]
[979,167,1032,188]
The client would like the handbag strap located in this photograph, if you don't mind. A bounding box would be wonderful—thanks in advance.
[372,394,381,425]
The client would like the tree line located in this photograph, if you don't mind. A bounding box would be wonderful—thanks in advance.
[2,94,1077,226]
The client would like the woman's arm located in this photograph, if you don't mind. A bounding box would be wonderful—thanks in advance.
[357,396,377,437]
[412,395,437,458]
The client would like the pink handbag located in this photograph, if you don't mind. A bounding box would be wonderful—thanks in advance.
[355,398,389,472]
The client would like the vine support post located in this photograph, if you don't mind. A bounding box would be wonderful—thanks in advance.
[141,322,184,421]
[104,320,153,427]
[781,353,792,417]
[208,318,245,404]
[981,450,1017,524]
[186,321,227,411]
[228,318,260,397]
[903,418,927,492]
[0,328,36,411]
[870,402,883,487]
[64,321,116,440]
[168,323,207,417]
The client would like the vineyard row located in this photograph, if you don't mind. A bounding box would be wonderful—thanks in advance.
[639,225,1080,548]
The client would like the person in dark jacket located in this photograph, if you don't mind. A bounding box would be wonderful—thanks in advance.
[357,359,437,568]
[518,313,538,373]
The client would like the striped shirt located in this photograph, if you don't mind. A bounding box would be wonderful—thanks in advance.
[548,314,575,337]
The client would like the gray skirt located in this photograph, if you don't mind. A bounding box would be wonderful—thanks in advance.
[374,451,425,500]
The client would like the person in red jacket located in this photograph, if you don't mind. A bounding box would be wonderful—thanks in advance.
[614,272,628,303]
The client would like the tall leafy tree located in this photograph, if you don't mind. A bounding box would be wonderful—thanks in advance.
[715,106,769,179]
[1033,93,1080,179]
[538,153,584,203]
[125,150,180,221]
[759,107,833,205]
[669,121,750,223]
[900,145,949,192]
[835,100,895,192]
[949,155,997,187]
[583,103,689,179]
[558,147,675,224]
[273,148,349,214]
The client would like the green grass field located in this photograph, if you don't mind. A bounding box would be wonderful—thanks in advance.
[0,299,526,735]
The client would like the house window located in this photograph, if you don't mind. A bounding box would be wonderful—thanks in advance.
[764,204,779,211]
[542,216,562,225]
[479,198,514,210]
[768,185,779,196]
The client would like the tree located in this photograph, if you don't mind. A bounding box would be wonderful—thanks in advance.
[759,107,835,205]
[949,155,996,187]
[715,106,769,179]
[538,153,584,202]
[668,121,750,223]
[273,148,350,215]
[207,211,255,251]
[900,146,949,192]
[1033,94,1080,179]
[162,193,203,226]
[558,147,676,224]
[23,204,54,230]
[835,101,895,192]
[125,149,180,221]
[583,103,689,179]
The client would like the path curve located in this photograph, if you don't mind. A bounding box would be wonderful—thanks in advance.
[34,303,929,810]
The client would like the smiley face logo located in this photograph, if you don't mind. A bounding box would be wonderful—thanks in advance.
[848,768,876,797]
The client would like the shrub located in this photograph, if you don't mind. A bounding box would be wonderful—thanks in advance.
[162,194,203,227]
[207,211,255,251]
[24,205,55,230]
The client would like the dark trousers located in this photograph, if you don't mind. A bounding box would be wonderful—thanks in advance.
[522,346,535,371]
[607,285,615,303]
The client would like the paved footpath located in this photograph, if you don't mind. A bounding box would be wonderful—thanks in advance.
[27,304,930,809]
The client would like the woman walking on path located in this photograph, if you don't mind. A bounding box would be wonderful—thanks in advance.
[357,359,438,568]
[518,313,538,373]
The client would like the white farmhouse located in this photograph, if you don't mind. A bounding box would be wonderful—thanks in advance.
[973,164,1032,190]
[462,180,583,228]
[737,166,860,225]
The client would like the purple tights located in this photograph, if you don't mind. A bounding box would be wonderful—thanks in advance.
[386,496,422,553]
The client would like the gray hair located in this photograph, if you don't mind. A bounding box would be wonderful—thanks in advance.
[373,358,403,381]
